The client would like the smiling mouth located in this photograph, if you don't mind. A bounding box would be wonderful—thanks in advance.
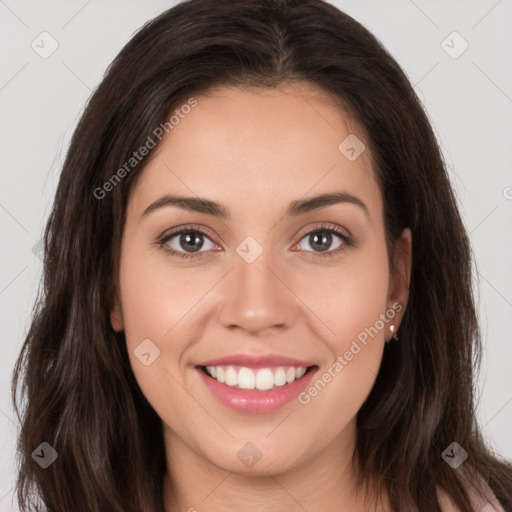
[199,364,318,391]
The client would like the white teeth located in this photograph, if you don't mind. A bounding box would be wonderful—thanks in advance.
[295,367,307,378]
[255,368,274,390]
[274,367,287,386]
[238,367,255,390]
[225,367,238,387]
[204,365,310,390]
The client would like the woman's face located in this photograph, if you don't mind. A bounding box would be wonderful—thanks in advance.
[111,83,411,477]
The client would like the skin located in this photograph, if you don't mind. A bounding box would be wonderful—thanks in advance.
[110,83,412,512]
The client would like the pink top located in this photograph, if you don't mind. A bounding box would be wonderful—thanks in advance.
[437,481,505,512]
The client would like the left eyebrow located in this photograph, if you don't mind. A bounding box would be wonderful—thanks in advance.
[140,191,370,222]
[287,191,370,221]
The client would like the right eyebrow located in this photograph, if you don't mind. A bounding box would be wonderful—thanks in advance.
[141,195,230,220]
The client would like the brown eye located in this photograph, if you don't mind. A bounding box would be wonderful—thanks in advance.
[294,224,353,258]
[176,232,205,253]
[160,227,219,259]
[298,229,344,254]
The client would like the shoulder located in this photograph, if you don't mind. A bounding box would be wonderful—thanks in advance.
[436,481,505,512]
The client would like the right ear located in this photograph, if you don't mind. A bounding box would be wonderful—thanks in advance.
[109,284,124,332]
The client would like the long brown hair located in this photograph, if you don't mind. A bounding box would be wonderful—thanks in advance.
[12,1,512,510]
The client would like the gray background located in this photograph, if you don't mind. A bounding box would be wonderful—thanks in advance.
[1,0,511,510]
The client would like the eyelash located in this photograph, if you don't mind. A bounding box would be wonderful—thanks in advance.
[157,223,354,260]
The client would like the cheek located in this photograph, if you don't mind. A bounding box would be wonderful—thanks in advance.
[295,242,390,351]
[120,264,177,345]
[117,253,209,444]
[292,242,390,413]
[117,247,196,397]
[118,234,207,346]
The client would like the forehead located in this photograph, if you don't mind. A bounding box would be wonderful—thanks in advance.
[128,84,381,224]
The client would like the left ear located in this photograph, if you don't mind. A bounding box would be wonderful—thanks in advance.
[387,227,412,330]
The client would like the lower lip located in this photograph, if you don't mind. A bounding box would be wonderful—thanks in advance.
[197,367,318,413]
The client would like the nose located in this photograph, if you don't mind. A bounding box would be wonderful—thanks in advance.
[218,246,295,336]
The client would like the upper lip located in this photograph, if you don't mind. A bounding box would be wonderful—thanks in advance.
[197,354,316,368]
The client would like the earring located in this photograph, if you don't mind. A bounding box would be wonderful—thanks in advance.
[387,324,399,343]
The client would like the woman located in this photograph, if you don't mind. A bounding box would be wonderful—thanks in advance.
[12,0,512,510]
